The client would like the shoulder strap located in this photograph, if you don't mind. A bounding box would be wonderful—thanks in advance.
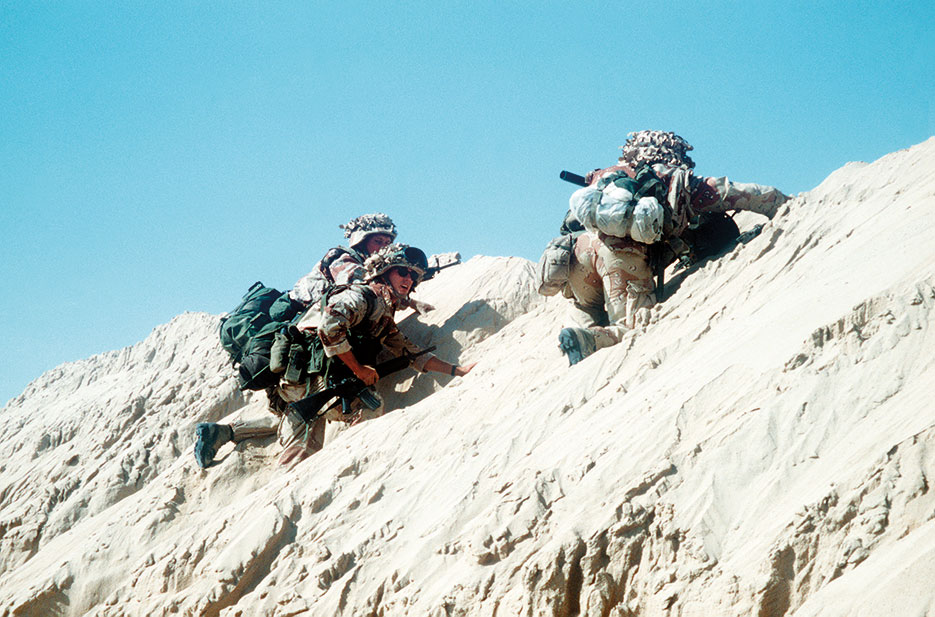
[320,283,377,323]
[320,282,348,312]
[631,164,667,200]
[319,246,359,285]
[358,284,377,323]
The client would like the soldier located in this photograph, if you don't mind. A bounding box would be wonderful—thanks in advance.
[291,212,436,314]
[193,214,394,468]
[194,215,439,469]
[289,213,397,307]
[555,130,791,365]
[278,243,476,465]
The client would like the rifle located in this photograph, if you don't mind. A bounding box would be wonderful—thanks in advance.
[650,243,666,303]
[559,170,589,187]
[422,252,461,281]
[423,261,459,280]
[288,346,437,422]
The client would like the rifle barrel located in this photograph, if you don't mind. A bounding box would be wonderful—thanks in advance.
[560,170,589,187]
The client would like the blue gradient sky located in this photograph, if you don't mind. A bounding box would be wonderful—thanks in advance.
[2,1,933,405]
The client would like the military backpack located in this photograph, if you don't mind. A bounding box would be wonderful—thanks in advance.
[234,282,379,392]
[535,232,583,297]
[218,281,305,384]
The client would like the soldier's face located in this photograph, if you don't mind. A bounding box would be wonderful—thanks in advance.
[386,267,415,297]
[364,234,393,255]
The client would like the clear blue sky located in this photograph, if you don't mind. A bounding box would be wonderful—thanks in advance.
[2,1,933,405]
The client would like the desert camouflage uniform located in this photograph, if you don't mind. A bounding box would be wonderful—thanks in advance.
[222,261,411,451]
[652,164,789,232]
[196,216,402,465]
[209,247,370,450]
[281,281,435,456]
[563,131,790,356]
[301,281,432,369]
[289,246,368,306]
[565,232,655,349]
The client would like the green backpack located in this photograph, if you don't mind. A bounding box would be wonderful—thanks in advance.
[229,282,377,392]
[218,281,303,365]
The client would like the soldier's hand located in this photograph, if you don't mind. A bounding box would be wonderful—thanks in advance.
[455,362,478,377]
[354,365,379,386]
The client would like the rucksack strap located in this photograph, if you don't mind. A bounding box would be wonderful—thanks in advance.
[319,283,377,323]
[631,164,668,200]
[318,246,359,285]
[317,283,380,385]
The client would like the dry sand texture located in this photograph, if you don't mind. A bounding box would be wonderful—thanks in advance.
[1,138,934,616]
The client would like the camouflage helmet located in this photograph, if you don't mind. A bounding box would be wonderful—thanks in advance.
[618,130,695,170]
[364,243,429,284]
[340,213,398,250]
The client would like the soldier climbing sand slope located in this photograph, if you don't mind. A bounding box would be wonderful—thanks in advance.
[539,130,791,366]
[195,243,473,469]
[195,214,441,468]
[195,213,395,468]
[278,243,476,465]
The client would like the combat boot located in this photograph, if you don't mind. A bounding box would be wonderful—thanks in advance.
[193,423,234,468]
[558,327,597,366]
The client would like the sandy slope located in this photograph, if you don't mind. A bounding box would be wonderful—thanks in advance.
[1,138,933,616]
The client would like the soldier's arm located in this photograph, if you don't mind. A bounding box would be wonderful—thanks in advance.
[690,175,790,218]
[317,288,369,357]
[320,290,381,383]
[381,324,473,376]
[335,350,378,385]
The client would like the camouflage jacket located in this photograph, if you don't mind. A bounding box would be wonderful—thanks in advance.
[569,163,785,239]
[290,246,419,311]
[289,247,368,307]
[296,281,432,372]
[650,164,788,228]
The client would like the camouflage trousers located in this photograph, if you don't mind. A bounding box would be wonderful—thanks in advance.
[223,389,280,443]
[228,380,383,459]
[276,377,384,460]
[565,232,655,350]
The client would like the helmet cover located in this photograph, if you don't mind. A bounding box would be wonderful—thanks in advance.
[364,243,429,284]
[619,130,695,170]
[340,213,398,249]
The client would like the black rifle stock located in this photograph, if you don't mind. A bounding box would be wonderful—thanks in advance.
[289,346,437,422]
[560,170,589,187]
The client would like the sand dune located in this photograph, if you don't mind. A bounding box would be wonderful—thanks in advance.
[1,138,933,616]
